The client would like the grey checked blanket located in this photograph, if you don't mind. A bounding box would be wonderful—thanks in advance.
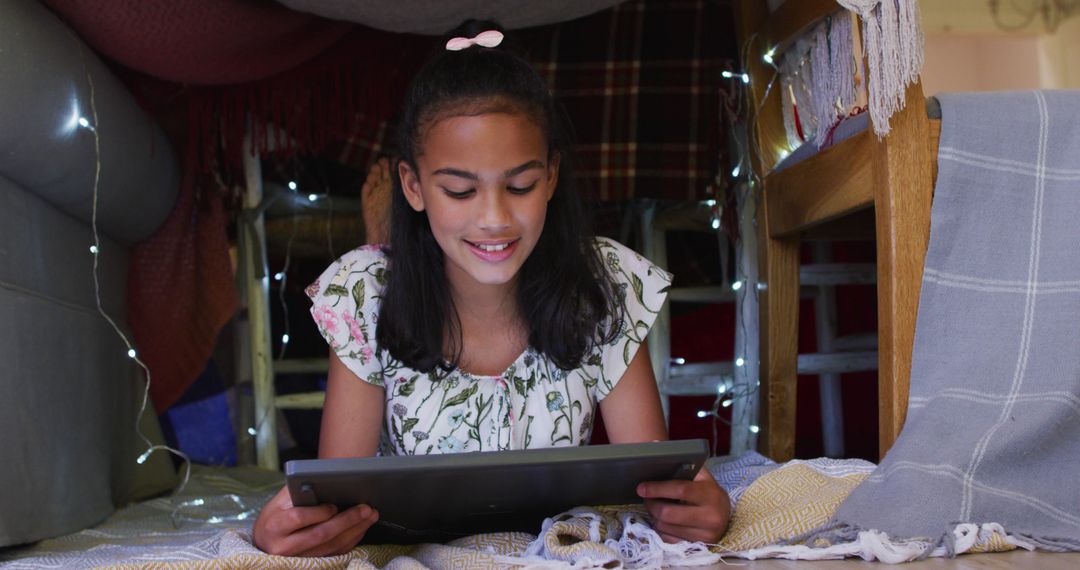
[815,90,1080,560]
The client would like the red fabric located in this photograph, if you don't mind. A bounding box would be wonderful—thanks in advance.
[127,155,238,413]
[43,0,352,85]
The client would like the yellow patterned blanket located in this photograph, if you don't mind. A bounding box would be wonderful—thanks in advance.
[0,457,1027,569]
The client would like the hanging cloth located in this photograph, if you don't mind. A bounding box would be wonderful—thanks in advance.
[836,0,924,137]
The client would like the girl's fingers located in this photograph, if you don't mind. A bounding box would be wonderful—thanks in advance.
[297,506,379,557]
[273,504,373,556]
[643,499,723,529]
[651,520,718,544]
[265,503,338,537]
[637,479,706,505]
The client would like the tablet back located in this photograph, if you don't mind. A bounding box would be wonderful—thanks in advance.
[285,439,708,542]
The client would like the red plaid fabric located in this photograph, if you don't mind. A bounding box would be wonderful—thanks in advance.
[335,0,736,202]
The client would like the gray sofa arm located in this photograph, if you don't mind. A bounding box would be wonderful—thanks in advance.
[0,0,178,245]
[0,0,182,547]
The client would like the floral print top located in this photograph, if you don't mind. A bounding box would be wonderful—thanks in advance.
[306,237,671,456]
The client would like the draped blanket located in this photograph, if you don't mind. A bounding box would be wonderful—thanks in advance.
[767,90,1080,562]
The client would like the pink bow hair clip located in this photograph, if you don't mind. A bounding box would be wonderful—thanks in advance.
[445,30,504,51]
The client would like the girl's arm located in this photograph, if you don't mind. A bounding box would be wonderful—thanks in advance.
[253,352,385,556]
[319,351,386,458]
[597,340,667,443]
[599,341,731,544]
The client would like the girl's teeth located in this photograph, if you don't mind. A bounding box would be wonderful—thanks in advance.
[478,243,508,252]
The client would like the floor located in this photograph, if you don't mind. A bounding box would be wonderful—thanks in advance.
[699,550,1080,568]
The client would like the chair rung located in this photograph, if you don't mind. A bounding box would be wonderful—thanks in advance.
[832,333,878,352]
[275,358,329,374]
[663,361,736,396]
[669,361,735,378]
[797,351,878,374]
[800,263,877,286]
[662,374,734,396]
[668,286,735,303]
[275,391,326,409]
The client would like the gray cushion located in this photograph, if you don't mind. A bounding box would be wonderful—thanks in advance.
[0,0,178,246]
[0,0,180,546]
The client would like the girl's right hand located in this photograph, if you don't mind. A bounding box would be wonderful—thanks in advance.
[253,485,379,557]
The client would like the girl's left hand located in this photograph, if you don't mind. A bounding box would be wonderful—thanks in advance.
[637,467,731,544]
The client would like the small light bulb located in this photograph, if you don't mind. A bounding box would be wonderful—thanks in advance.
[756,282,767,291]
[705,199,717,207]
[749,425,761,433]
[779,149,790,160]
[672,357,686,365]
[308,193,318,202]
[722,400,733,408]
[274,272,284,281]
[696,410,708,419]
[89,245,99,254]
[247,427,257,436]
[281,334,290,344]
[741,73,750,84]
[127,349,137,359]
[764,49,776,65]
[732,164,741,177]
[78,117,90,128]
[731,280,743,291]
[721,70,734,79]
[136,450,151,464]
[288,181,297,191]
[736,357,745,367]
[718,384,727,394]
[711,218,721,230]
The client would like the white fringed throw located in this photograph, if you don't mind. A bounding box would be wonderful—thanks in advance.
[836,0,924,137]
[779,11,858,149]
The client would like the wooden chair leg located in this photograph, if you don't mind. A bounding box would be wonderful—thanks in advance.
[872,81,934,460]
[758,194,801,462]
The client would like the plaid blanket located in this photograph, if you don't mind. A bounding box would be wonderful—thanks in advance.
[336,0,735,202]
[792,90,1080,561]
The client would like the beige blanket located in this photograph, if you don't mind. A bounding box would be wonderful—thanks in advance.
[0,457,1020,569]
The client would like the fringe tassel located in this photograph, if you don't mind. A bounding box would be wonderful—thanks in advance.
[837,0,925,137]
[778,11,860,149]
[516,507,725,569]
[810,22,834,148]
[734,522,1035,563]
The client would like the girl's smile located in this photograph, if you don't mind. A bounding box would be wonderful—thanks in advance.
[464,237,520,262]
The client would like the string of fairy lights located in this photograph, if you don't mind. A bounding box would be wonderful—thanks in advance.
[72,37,193,494]
[685,34,786,451]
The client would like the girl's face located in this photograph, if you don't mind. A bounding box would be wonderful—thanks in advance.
[399,111,558,292]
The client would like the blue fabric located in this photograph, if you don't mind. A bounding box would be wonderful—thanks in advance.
[161,360,237,466]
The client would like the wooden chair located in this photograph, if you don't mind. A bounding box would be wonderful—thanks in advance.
[734,0,942,461]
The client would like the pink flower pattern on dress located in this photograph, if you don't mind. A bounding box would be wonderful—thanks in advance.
[313,305,339,335]
[342,313,365,344]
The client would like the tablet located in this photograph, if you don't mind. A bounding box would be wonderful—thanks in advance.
[285,439,708,542]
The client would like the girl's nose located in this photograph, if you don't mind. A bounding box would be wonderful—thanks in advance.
[477,187,512,231]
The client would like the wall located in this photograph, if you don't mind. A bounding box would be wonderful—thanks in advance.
[920,0,1080,92]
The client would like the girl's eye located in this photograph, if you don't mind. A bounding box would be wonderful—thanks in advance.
[508,181,539,195]
[442,188,475,199]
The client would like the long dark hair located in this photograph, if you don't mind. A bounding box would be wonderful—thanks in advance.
[376,20,619,374]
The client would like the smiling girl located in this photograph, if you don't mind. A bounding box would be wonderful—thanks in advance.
[253,20,730,557]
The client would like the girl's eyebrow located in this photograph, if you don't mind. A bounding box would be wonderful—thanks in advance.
[432,160,545,181]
